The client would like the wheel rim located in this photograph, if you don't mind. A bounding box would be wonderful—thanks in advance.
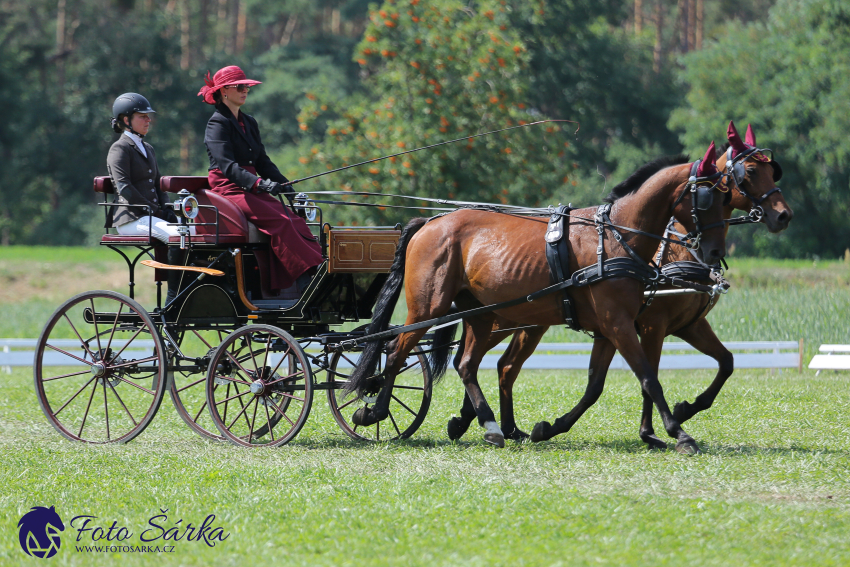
[206,325,313,447]
[167,329,229,440]
[326,345,432,441]
[34,291,167,444]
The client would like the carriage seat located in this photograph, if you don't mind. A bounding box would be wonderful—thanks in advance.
[93,176,268,245]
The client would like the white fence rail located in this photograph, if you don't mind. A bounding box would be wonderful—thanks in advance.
[2,338,804,373]
[808,344,850,375]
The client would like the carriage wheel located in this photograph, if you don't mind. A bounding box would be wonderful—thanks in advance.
[205,325,313,447]
[34,291,167,444]
[167,329,229,441]
[326,343,432,441]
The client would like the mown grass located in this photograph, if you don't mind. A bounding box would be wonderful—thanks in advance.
[1,247,849,565]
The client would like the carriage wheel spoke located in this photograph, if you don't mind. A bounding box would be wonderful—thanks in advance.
[264,400,276,441]
[226,394,256,430]
[176,376,205,393]
[46,344,94,366]
[261,335,271,373]
[62,314,96,360]
[108,383,138,426]
[116,376,155,396]
[336,396,358,411]
[266,397,295,427]
[340,353,358,367]
[391,394,418,417]
[376,419,380,441]
[223,349,256,380]
[267,346,293,379]
[90,299,103,355]
[222,383,231,425]
[247,336,261,374]
[77,379,99,437]
[388,410,401,436]
[397,361,419,374]
[103,382,110,441]
[215,388,253,406]
[278,391,306,403]
[104,304,125,356]
[54,376,97,416]
[327,368,351,379]
[42,369,91,382]
[266,369,304,387]
[392,384,425,392]
[109,355,160,369]
[192,329,215,350]
[249,398,260,440]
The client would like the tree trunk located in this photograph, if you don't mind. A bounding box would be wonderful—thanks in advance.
[181,126,191,173]
[56,0,66,108]
[635,0,643,34]
[688,0,696,53]
[180,0,190,70]
[695,0,704,49]
[653,0,664,73]
[677,0,687,53]
[218,0,229,53]
[235,0,246,54]
[332,8,341,35]
[280,15,297,46]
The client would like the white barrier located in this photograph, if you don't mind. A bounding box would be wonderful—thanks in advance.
[809,344,850,375]
[2,338,804,373]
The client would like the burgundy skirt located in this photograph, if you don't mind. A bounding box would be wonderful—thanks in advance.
[208,167,323,290]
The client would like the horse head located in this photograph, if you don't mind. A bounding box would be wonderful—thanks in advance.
[670,141,728,265]
[720,120,793,232]
[17,506,65,558]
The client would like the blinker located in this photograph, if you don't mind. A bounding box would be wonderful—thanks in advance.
[694,185,714,210]
[770,160,783,182]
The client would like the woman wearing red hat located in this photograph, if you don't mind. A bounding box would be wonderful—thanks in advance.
[198,65,323,294]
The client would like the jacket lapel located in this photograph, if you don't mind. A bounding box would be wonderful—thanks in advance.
[218,107,251,144]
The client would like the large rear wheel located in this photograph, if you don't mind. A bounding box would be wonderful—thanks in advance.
[34,290,167,443]
[206,325,313,447]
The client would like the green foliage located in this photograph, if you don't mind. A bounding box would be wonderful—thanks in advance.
[670,0,850,258]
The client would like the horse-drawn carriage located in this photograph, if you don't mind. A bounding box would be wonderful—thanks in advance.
[33,175,434,447]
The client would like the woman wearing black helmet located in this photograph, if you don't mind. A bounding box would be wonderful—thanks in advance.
[107,92,183,304]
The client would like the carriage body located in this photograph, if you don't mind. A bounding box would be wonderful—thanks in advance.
[32,176,433,446]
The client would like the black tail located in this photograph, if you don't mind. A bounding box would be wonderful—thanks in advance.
[345,217,429,397]
[428,321,458,385]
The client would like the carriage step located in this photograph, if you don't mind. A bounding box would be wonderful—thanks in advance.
[83,308,144,325]
[140,259,224,276]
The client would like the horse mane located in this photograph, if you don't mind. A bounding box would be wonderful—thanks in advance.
[603,154,690,203]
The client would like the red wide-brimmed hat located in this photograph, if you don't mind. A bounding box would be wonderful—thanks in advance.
[197,65,262,105]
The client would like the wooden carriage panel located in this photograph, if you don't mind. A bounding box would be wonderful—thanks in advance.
[327,230,400,273]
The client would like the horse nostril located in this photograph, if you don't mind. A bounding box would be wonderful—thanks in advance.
[777,209,792,225]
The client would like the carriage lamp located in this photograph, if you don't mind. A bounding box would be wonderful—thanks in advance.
[294,192,317,222]
[173,189,200,220]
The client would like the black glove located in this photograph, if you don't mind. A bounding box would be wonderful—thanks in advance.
[257,178,282,196]
[155,206,179,223]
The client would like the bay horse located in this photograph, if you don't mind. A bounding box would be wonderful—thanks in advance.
[447,122,792,449]
[345,143,729,453]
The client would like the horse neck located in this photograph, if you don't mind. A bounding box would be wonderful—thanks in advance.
[612,165,688,262]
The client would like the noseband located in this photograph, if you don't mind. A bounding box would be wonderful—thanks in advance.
[725,145,783,223]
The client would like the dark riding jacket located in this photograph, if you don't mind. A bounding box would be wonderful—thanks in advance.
[203,103,289,190]
[106,134,168,227]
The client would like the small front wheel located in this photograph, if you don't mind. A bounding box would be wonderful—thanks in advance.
[205,325,313,447]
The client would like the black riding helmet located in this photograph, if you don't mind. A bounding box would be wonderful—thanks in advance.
[111,93,156,135]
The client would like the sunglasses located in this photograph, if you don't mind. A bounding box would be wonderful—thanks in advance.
[226,84,252,93]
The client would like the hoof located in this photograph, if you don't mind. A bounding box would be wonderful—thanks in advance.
[483,432,505,448]
[530,421,553,443]
[505,427,530,442]
[352,406,378,427]
[641,433,668,451]
[675,439,701,455]
[447,416,471,441]
[672,401,691,423]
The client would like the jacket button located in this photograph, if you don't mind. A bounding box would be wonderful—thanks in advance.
[149,179,153,182]
[148,169,152,173]
[248,161,252,164]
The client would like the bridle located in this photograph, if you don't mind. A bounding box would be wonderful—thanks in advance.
[725,145,783,225]
[669,159,730,251]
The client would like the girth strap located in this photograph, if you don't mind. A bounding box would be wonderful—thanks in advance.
[544,204,581,331]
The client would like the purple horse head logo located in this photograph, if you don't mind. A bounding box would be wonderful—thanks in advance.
[18,506,65,559]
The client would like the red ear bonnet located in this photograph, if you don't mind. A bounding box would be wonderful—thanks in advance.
[745,124,757,147]
[726,120,750,159]
[695,141,718,178]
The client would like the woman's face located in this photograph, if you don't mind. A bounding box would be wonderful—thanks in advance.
[222,84,250,107]
[125,113,152,136]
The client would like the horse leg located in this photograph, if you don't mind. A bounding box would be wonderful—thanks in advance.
[352,327,430,426]
[613,326,700,454]
[637,328,668,450]
[455,316,506,447]
[448,321,512,440]
[530,336,616,442]
[498,326,547,441]
[671,318,734,423]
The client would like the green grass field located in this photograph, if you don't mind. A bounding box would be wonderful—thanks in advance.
[1,247,849,566]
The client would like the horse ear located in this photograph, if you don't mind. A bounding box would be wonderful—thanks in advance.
[745,124,756,147]
[727,121,749,158]
[696,142,718,177]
